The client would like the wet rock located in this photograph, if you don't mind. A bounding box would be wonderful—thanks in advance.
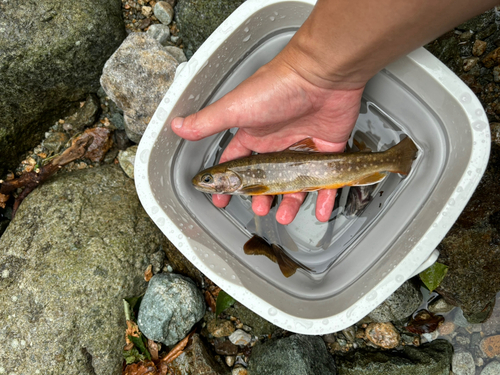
[483,296,500,335]
[452,350,475,375]
[232,366,248,375]
[170,333,230,375]
[335,339,453,375]
[175,0,246,58]
[42,132,70,155]
[138,273,205,346]
[0,164,165,375]
[457,9,495,33]
[147,24,171,46]
[100,33,178,142]
[479,335,500,358]
[62,94,100,132]
[118,145,138,179]
[365,322,400,349]
[229,329,252,346]
[214,338,238,356]
[481,361,500,375]
[366,280,422,323]
[482,47,500,68]
[225,302,277,337]
[0,0,125,175]
[165,46,189,63]
[405,310,445,334]
[207,317,236,338]
[248,334,336,375]
[155,1,175,25]
[494,66,500,83]
[473,40,488,57]
[428,297,456,314]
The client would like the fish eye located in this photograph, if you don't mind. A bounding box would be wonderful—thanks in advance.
[201,174,213,184]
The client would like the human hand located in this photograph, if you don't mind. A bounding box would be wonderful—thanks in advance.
[171,47,364,225]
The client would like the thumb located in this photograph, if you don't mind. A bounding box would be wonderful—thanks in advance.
[171,93,239,141]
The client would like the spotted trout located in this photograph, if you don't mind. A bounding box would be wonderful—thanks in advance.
[192,137,418,195]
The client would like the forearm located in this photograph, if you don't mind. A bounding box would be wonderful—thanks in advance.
[283,0,499,89]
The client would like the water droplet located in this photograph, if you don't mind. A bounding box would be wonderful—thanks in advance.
[472,121,487,131]
[460,93,471,103]
[231,275,236,279]
[269,16,275,21]
[188,95,194,100]
[188,225,194,229]
[229,57,233,63]
[178,234,183,239]
[457,186,463,192]
[367,291,377,301]
[396,275,405,282]
[193,246,198,251]
[476,168,482,174]
[268,308,277,316]
[151,206,159,214]
[210,264,214,268]
[194,94,200,101]
[157,217,165,226]
[140,149,149,163]
[178,242,183,247]
[476,108,483,116]
[204,254,208,258]
[322,319,329,325]
[244,27,249,32]
[243,35,251,42]
[432,223,438,228]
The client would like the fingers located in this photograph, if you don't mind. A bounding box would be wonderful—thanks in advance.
[276,193,307,225]
[316,189,337,222]
[252,195,274,216]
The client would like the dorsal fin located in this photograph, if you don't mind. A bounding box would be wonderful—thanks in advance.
[285,138,319,152]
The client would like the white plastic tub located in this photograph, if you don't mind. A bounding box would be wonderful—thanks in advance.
[135,0,490,334]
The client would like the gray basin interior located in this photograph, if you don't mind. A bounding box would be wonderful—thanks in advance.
[146,1,473,319]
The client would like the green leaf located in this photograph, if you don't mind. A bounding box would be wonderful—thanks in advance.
[215,290,236,316]
[124,295,144,322]
[123,347,146,364]
[420,262,449,292]
[128,334,151,361]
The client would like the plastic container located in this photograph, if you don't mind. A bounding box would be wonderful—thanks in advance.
[135,0,490,334]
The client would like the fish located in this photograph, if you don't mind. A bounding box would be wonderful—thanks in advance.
[192,137,418,195]
[243,235,310,278]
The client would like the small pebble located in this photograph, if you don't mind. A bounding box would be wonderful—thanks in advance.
[147,24,170,46]
[118,145,137,179]
[229,329,252,346]
[463,57,479,72]
[232,365,248,375]
[365,322,400,349]
[428,298,456,314]
[452,350,475,375]
[226,355,235,367]
[214,339,238,356]
[207,319,235,338]
[322,333,336,343]
[455,335,471,346]
[439,321,456,336]
[154,1,174,25]
[480,335,500,358]
[459,30,474,41]
[141,6,152,17]
[481,361,500,375]
[473,40,488,56]
[165,46,188,63]
[493,66,500,83]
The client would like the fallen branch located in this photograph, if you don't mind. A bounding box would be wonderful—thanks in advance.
[0,133,94,217]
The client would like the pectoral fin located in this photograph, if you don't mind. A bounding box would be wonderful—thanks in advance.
[285,138,319,152]
[351,172,387,186]
[238,184,269,195]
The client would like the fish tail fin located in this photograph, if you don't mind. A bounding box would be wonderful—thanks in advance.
[387,137,418,175]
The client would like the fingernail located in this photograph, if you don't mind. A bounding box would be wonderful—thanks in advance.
[172,117,184,129]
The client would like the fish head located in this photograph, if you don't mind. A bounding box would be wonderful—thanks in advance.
[192,166,242,194]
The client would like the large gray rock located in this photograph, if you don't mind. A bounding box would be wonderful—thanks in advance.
[0,0,125,175]
[138,273,205,346]
[0,165,168,375]
[248,334,337,375]
[335,339,453,375]
[175,0,246,58]
[100,33,178,143]
[367,280,422,323]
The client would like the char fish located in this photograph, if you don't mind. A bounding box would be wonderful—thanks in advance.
[192,137,418,195]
